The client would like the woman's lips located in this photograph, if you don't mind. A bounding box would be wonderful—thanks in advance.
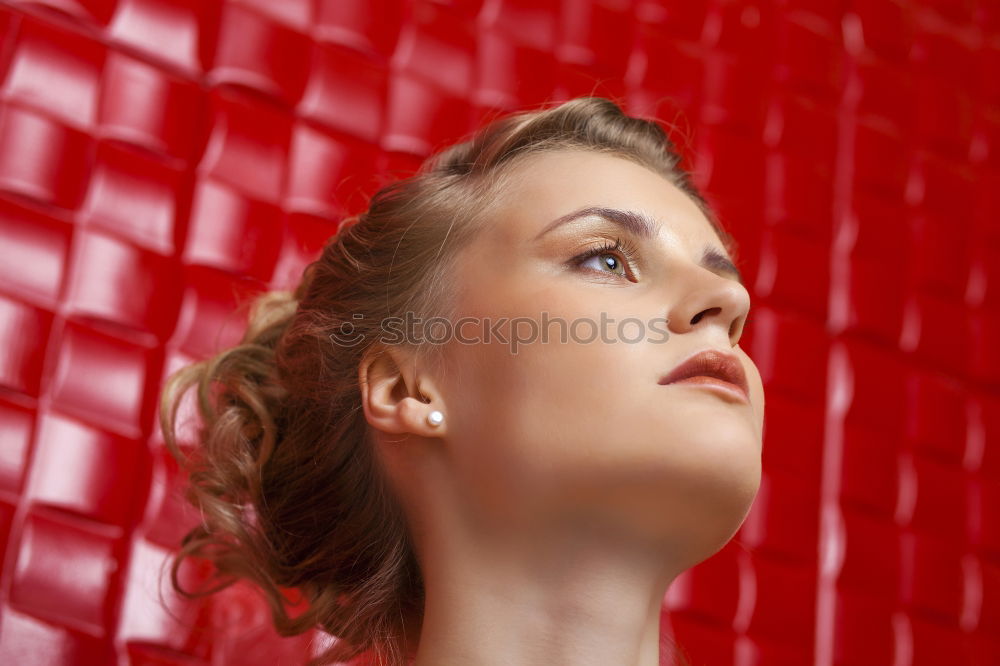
[659,349,750,403]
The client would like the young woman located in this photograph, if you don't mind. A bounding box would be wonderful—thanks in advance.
[159,96,766,666]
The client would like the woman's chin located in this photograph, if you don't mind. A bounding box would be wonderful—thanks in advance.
[656,435,762,558]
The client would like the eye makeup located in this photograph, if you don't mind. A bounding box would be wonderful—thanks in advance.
[568,236,641,280]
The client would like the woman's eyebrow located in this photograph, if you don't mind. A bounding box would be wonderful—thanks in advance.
[534,205,744,285]
[701,247,744,286]
[533,205,658,241]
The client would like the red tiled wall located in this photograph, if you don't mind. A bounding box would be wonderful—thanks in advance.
[0,1,996,664]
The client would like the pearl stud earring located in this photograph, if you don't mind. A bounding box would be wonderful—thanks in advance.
[426,410,444,427]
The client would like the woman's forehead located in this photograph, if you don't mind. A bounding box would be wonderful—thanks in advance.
[484,150,721,246]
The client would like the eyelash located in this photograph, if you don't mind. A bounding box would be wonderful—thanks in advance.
[570,236,640,279]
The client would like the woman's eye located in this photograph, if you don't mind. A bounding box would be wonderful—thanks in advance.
[569,237,640,280]
[580,251,628,277]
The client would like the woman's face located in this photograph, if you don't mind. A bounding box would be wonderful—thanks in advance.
[435,149,765,560]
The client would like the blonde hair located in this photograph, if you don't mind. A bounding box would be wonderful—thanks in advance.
[158,96,717,666]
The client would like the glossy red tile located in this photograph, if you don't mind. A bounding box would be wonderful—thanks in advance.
[0,295,54,396]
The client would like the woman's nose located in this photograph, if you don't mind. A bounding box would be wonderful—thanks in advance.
[666,270,751,346]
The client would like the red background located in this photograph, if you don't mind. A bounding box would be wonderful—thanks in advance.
[0,0,997,664]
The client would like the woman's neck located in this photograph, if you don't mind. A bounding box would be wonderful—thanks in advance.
[410,516,684,666]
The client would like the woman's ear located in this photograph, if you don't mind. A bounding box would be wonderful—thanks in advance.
[358,345,447,438]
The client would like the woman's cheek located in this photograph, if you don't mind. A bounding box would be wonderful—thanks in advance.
[734,345,766,437]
